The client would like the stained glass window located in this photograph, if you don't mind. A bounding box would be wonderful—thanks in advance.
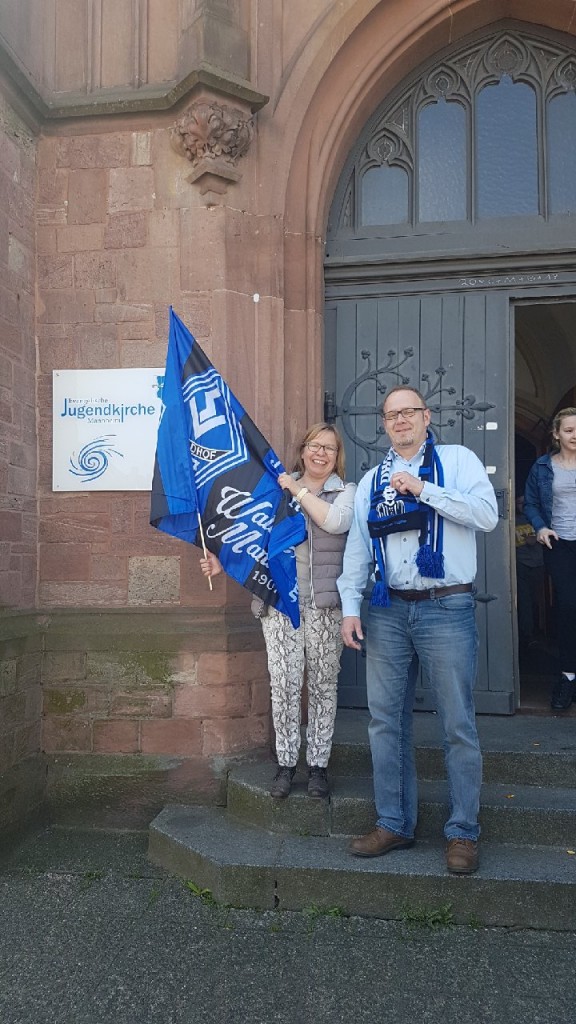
[418,99,467,221]
[476,77,538,218]
[361,165,409,225]
[548,90,576,214]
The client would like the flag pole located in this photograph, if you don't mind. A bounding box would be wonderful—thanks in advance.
[197,512,213,591]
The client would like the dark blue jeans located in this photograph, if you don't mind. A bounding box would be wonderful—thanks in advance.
[366,592,481,841]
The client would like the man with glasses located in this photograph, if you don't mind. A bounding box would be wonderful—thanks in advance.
[338,386,498,874]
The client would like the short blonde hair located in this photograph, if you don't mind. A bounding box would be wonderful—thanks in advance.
[293,422,346,480]
[380,385,428,416]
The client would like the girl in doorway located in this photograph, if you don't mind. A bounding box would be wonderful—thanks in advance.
[524,407,576,710]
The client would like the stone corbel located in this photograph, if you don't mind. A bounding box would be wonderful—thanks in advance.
[171,95,255,196]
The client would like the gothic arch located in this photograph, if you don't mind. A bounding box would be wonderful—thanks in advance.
[277,0,576,445]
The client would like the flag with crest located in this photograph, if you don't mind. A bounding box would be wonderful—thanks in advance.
[150,308,306,627]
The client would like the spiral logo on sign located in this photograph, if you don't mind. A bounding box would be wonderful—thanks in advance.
[69,436,123,481]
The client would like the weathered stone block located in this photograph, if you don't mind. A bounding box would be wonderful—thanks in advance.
[95,301,152,322]
[174,681,251,718]
[141,718,202,755]
[148,209,179,248]
[197,650,268,686]
[85,649,173,689]
[24,684,43,722]
[67,169,107,225]
[40,511,110,545]
[90,555,127,582]
[36,226,57,254]
[37,168,69,206]
[0,510,22,542]
[43,650,87,682]
[104,212,148,249]
[56,134,131,170]
[94,288,117,303]
[117,321,151,341]
[108,692,172,718]
[115,247,179,303]
[74,251,117,290]
[38,289,96,324]
[0,728,14,771]
[180,207,225,291]
[39,542,91,582]
[171,652,198,685]
[78,332,119,369]
[57,224,105,252]
[0,755,46,833]
[130,133,152,166]
[42,715,92,753]
[128,555,180,605]
[16,652,43,689]
[93,719,139,753]
[44,687,87,714]
[38,582,127,606]
[109,167,155,214]
[251,679,271,715]
[13,721,41,761]
[0,658,17,697]
[202,714,269,756]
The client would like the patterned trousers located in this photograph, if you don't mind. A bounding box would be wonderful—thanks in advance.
[261,604,343,768]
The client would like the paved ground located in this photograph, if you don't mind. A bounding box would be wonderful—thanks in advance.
[0,826,575,1024]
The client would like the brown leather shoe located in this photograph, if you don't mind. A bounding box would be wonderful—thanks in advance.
[446,838,479,875]
[349,827,415,858]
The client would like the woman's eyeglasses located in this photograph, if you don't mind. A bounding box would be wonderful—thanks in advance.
[305,442,338,455]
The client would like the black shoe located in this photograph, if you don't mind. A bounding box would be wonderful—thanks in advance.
[270,766,296,798]
[307,766,329,799]
[551,675,574,711]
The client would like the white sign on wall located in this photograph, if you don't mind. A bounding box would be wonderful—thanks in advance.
[52,368,165,491]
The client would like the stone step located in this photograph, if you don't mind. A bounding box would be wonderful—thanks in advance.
[148,804,576,931]
[329,711,576,786]
[227,763,576,846]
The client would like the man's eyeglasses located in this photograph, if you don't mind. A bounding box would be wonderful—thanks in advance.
[306,442,338,455]
[382,407,426,424]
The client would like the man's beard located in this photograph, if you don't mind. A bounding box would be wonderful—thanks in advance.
[393,432,416,448]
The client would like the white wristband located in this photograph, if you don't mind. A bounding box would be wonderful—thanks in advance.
[295,486,309,502]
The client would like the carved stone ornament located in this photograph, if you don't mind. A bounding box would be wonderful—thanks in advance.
[171,100,254,194]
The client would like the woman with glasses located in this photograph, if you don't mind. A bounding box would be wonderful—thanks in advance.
[201,423,356,799]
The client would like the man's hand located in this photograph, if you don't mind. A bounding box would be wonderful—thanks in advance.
[341,616,364,650]
[390,471,424,497]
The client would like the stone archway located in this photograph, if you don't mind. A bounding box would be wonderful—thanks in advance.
[276,0,576,450]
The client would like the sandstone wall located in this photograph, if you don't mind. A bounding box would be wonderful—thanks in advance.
[3,0,576,828]
[0,96,37,610]
[0,94,42,833]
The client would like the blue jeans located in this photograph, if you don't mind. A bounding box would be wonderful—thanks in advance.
[366,592,481,841]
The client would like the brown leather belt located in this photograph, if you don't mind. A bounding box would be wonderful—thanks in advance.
[389,583,473,602]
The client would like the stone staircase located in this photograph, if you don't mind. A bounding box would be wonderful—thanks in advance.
[148,711,576,930]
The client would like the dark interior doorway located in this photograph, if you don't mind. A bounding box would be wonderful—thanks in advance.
[514,300,576,714]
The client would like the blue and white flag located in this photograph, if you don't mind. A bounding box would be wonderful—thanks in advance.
[150,308,306,627]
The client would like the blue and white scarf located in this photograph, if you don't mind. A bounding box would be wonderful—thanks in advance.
[368,430,444,606]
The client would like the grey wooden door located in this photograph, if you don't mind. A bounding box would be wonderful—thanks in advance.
[325,287,514,714]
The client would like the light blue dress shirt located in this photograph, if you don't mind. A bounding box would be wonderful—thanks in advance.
[337,444,499,618]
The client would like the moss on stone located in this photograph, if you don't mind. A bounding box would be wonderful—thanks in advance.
[118,650,173,688]
[84,649,174,690]
[45,689,87,713]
